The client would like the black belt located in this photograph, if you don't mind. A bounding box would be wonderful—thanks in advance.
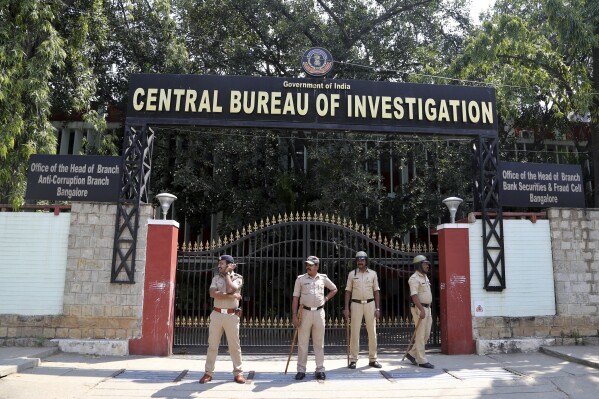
[351,298,374,304]
[411,303,430,308]
[303,305,324,311]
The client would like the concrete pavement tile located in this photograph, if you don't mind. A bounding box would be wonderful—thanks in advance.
[2,349,598,398]
[489,352,599,377]
[546,374,599,399]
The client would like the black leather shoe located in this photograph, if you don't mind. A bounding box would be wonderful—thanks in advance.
[315,371,326,380]
[419,362,434,369]
[348,362,356,369]
[295,372,305,380]
[405,353,417,365]
[369,361,382,368]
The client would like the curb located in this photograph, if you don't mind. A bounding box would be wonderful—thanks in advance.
[540,346,599,370]
[0,347,59,377]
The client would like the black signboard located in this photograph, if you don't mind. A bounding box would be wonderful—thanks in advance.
[499,162,585,208]
[126,74,498,137]
[25,155,121,202]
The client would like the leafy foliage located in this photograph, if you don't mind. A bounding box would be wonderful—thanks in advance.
[1,1,68,206]
[6,0,552,244]
[450,0,599,205]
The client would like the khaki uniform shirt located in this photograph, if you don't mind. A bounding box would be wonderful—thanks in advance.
[345,268,380,300]
[408,271,432,305]
[211,272,243,309]
[293,273,337,308]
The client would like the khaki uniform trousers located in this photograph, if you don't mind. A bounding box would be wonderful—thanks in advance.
[408,306,432,364]
[349,301,377,362]
[205,310,243,376]
[297,308,326,373]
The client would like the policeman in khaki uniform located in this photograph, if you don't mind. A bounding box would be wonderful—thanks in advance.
[199,255,246,384]
[344,251,381,369]
[292,255,338,381]
[405,255,434,369]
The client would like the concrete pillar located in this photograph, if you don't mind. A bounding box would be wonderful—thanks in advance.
[437,223,475,354]
[85,128,96,152]
[129,219,179,356]
[72,129,83,155]
[59,128,70,154]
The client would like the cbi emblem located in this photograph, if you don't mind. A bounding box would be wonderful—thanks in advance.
[301,47,334,77]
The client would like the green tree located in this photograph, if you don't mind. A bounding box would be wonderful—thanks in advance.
[161,0,475,241]
[450,0,599,205]
[2,0,479,242]
[0,0,188,207]
[1,1,80,206]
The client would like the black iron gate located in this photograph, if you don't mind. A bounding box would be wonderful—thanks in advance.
[174,212,439,353]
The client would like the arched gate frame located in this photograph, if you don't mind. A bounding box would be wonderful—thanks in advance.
[110,74,506,304]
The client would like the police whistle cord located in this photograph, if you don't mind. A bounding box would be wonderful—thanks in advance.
[401,317,422,362]
[285,306,303,374]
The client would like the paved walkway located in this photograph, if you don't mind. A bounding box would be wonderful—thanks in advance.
[1,345,599,398]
